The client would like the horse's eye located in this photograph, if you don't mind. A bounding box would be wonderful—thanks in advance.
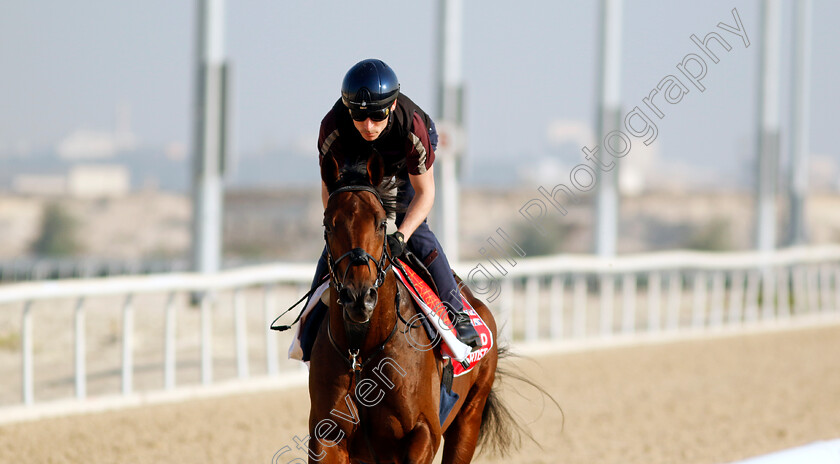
[378,220,387,231]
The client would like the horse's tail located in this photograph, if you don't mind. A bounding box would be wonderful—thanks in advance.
[476,345,563,456]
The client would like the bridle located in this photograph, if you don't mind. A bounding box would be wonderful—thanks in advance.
[323,184,401,464]
[322,183,406,375]
[323,185,393,296]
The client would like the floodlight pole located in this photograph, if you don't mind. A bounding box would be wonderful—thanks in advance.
[788,0,812,246]
[191,0,229,275]
[594,0,623,258]
[755,0,781,252]
[436,0,463,264]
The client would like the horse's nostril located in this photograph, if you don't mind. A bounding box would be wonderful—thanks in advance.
[364,287,378,309]
[339,288,354,305]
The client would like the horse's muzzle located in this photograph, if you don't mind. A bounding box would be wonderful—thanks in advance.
[338,285,378,323]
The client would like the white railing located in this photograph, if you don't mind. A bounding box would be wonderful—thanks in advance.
[1,246,839,418]
[471,245,840,343]
[0,263,313,412]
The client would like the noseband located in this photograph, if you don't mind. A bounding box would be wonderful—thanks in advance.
[324,185,393,296]
[323,185,401,464]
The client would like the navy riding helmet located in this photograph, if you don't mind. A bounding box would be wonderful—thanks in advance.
[341,59,400,111]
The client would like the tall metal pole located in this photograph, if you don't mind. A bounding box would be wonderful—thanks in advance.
[756,0,781,252]
[788,0,812,246]
[192,0,229,275]
[436,0,463,263]
[595,0,623,257]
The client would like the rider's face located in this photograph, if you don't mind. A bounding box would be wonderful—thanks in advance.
[352,101,396,141]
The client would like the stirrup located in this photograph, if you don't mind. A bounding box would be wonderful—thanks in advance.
[451,311,482,349]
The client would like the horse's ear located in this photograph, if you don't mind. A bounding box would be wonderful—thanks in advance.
[367,151,384,187]
[321,153,340,191]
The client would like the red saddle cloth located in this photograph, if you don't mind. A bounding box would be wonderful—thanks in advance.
[394,260,493,377]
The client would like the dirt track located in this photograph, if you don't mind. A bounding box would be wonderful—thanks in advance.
[1,324,839,464]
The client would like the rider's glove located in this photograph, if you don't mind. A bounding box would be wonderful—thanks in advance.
[387,231,406,257]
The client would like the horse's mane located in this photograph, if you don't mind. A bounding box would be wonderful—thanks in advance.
[330,159,404,220]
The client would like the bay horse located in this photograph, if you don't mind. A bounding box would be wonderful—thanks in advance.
[306,152,520,463]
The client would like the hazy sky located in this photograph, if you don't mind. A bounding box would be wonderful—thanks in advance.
[1,1,838,188]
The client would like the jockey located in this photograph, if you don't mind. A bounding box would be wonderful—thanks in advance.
[304,58,482,355]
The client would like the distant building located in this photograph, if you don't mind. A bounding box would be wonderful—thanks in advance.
[810,154,840,192]
[12,174,67,196]
[68,165,130,198]
[56,103,137,160]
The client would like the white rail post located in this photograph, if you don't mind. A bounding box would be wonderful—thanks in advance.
[793,265,807,314]
[728,271,745,324]
[835,266,840,314]
[709,272,724,328]
[745,271,760,323]
[22,300,33,405]
[74,297,86,399]
[524,276,539,342]
[163,292,177,390]
[549,275,565,339]
[666,272,682,330]
[691,272,707,329]
[599,274,614,336]
[807,265,819,313]
[647,272,661,332]
[201,293,213,385]
[263,284,279,376]
[234,288,249,379]
[820,264,832,312]
[573,275,587,338]
[122,294,134,396]
[501,278,514,342]
[777,267,790,319]
[761,268,776,320]
[621,273,636,334]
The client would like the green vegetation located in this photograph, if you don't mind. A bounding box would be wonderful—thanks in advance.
[0,331,20,352]
[30,203,81,257]
[684,218,732,251]
[511,222,575,257]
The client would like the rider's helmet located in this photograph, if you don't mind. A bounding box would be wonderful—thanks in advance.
[341,59,400,111]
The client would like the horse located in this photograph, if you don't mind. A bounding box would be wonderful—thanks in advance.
[305,152,521,463]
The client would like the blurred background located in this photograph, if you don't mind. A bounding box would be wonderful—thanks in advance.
[0,0,838,274]
[2,4,840,463]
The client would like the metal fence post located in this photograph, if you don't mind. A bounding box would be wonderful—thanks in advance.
[121,294,134,395]
[164,292,177,390]
[22,301,33,405]
[74,297,86,399]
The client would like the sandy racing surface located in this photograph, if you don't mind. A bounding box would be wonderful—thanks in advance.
[1,323,839,464]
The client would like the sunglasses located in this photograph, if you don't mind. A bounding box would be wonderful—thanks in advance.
[349,107,390,122]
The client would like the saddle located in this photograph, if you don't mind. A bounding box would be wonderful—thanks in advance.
[290,252,492,376]
[397,249,439,297]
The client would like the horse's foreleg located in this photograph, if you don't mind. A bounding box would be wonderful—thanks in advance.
[440,387,489,464]
[302,428,350,464]
[306,442,349,464]
[402,422,438,464]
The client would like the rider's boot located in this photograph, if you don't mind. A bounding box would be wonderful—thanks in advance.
[449,305,482,349]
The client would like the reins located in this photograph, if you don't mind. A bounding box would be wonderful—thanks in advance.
[323,184,401,464]
[325,282,402,386]
[271,182,424,464]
